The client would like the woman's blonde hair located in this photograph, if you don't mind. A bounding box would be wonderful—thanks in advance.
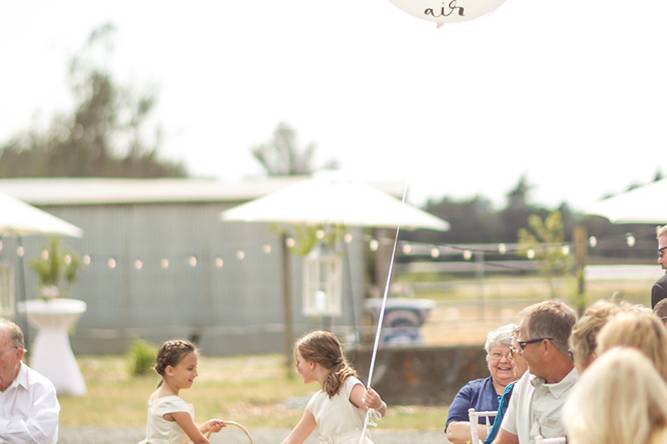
[569,299,622,372]
[296,330,357,397]
[596,310,667,381]
[564,347,667,444]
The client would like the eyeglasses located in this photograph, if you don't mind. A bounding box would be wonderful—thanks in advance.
[515,337,552,350]
[659,246,667,258]
[488,350,512,361]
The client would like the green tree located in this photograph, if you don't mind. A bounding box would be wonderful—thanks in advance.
[0,23,187,178]
[518,211,573,299]
[252,122,338,176]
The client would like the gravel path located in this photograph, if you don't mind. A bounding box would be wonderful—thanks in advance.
[59,426,447,443]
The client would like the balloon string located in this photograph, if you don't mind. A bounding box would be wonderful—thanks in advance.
[358,182,409,444]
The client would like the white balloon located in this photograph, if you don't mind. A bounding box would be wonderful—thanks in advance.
[389,0,507,26]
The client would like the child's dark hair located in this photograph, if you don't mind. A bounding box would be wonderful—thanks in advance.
[296,330,358,397]
[155,339,197,386]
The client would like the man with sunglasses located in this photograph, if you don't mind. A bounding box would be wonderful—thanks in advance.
[491,300,577,444]
[651,225,667,309]
[0,319,59,444]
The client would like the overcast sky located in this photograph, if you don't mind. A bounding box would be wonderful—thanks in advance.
[2,0,666,211]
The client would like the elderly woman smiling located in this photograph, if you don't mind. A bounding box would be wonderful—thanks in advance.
[444,324,519,444]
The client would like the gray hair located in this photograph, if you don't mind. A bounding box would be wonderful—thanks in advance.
[0,319,25,349]
[521,300,576,356]
[484,323,516,353]
[658,225,667,239]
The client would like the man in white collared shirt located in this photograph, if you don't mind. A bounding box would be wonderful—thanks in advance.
[0,319,60,444]
[492,300,578,444]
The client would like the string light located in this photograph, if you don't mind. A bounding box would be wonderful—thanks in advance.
[463,250,472,261]
[188,256,198,267]
[107,257,117,269]
[285,237,296,248]
[526,249,536,259]
[82,255,91,265]
[134,259,143,270]
[263,244,272,254]
[498,243,507,254]
[625,233,636,247]
[561,245,570,255]
[315,229,325,240]
[160,258,170,269]
[16,246,24,257]
[344,233,353,243]
[402,244,412,255]
[215,257,224,269]
[430,247,440,258]
[369,239,379,252]
[41,249,49,260]
[63,254,72,265]
[236,250,246,261]
[588,236,598,248]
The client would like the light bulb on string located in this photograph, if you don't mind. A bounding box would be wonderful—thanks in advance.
[16,246,24,257]
[626,233,636,248]
[315,229,325,240]
[526,249,536,259]
[588,236,597,248]
[188,256,198,268]
[463,250,472,261]
[285,237,296,248]
[402,243,412,255]
[236,250,246,261]
[561,245,570,255]
[215,257,224,269]
[498,243,507,255]
[82,254,91,266]
[63,254,72,265]
[160,258,169,269]
[41,249,49,260]
[430,247,440,258]
[369,239,379,252]
[134,259,143,270]
[344,233,353,243]
[263,244,272,254]
[107,257,117,269]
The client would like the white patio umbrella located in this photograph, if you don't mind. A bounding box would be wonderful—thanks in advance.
[220,176,449,367]
[0,191,83,348]
[585,179,667,224]
[0,192,83,237]
[220,177,450,230]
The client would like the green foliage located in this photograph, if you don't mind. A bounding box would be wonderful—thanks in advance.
[0,23,187,178]
[270,223,345,257]
[29,237,79,298]
[126,339,157,377]
[251,122,338,176]
[518,211,573,299]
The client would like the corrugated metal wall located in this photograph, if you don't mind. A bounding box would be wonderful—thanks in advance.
[1,202,367,355]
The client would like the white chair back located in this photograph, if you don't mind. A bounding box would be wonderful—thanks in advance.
[535,436,567,444]
[467,408,498,444]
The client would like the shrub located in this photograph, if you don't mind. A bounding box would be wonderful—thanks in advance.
[127,339,157,376]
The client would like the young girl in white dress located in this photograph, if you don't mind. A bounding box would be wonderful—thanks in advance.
[140,339,226,444]
[281,330,387,444]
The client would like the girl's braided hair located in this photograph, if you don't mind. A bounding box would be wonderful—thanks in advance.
[296,330,357,397]
[155,339,197,386]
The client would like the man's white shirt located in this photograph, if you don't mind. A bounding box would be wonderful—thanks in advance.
[0,362,60,444]
[500,368,578,443]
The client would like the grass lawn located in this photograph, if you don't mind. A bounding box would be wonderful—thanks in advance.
[59,354,446,431]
